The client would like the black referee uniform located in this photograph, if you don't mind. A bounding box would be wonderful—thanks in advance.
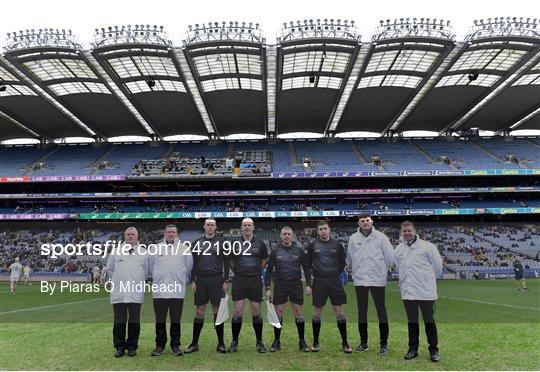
[187,235,230,352]
[265,242,311,349]
[306,237,349,349]
[229,235,268,349]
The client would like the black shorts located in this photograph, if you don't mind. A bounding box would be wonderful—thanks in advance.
[312,276,347,307]
[273,279,304,305]
[194,276,223,306]
[515,272,524,280]
[232,275,262,302]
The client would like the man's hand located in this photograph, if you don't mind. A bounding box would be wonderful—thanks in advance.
[305,286,312,296]
[222,281,229,292]
[191,282,196,293]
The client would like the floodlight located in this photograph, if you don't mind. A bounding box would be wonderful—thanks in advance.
[468,71,479,81]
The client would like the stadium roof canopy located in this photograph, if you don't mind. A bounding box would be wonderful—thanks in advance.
[0,17,539,142]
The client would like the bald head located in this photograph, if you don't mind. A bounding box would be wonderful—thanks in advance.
[241,218,254,238]
[124,227,139,245]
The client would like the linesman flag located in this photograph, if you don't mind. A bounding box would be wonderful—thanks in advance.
[266,299,281,328]
[215,293,229,325]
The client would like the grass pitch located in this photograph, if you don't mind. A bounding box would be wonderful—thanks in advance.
[1,280,539,370]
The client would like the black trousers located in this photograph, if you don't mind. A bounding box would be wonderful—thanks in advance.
[355,286,389,346]
[153,298,184,348]
[402,300,438,353]
[113,303,142,351]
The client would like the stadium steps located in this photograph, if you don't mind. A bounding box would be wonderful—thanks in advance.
[226,143,234,158]
[161,143,176,159]
[471,141,519,166]
[412,140,458,171]
[350,142,368,164]
[528,139,540,150]
[288,142,300,165]
[90,145,117,175]
[24,147,61,175]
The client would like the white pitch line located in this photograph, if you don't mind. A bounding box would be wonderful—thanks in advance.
[388,289,539,311]
[0,297,109,315]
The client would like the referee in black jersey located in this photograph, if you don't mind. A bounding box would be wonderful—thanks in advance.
[185,218,230,354]
[306,220,352,353]
[265,226,311,353]
[228,218,269,353]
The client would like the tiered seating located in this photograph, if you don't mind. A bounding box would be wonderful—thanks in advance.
[357,140,452,171]
[476,138,540,167]
[1,138,539,177]
[30,145,111,176]
[0,146,54,176]
[97,144,168,175]
[293,141,377,172]
[2,223,539,274]
[2,197,537,214]
[415,139,516,170]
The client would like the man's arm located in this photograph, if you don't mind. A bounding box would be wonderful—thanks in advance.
[220,239,231,281]
[260,241,269,270]
[183,245,194,283]
[306,241,314,270]
[265,249,276,288]
[381,235,394,270]
[338,241,346,273]
[300,247,312,287]
[190,240,200,283]
[429,244,443,279]
[106,252,115,278]
[393,246,401,274]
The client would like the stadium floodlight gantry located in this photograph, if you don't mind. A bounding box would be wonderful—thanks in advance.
[91,25,213,139]
[404,17,540,135]
[334,18,456,137]
[0,18,539,144]
[1,29,101,141]
[183,22,266,137]
[276,19,361,137]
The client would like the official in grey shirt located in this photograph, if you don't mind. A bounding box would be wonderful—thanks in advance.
[149,224,193,356]
[346,212,394,355]
[106,227,150,358]
[394,220,443,363]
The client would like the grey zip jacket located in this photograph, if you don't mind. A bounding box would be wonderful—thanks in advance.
[393,235,443,301]
[346,227,394,286]
[106,243,151,304]
[149,238,193,299]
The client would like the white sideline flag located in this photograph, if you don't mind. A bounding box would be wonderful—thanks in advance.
[266,299,281,328]
[215,294,229,325]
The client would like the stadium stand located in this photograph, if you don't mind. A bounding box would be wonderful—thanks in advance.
[1,223,538,275]
[1,138,538,178]
[1,196,538,214]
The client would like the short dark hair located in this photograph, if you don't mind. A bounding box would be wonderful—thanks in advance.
[317,220,329,228]
[400,220,415,230]
[358,212,371,219]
